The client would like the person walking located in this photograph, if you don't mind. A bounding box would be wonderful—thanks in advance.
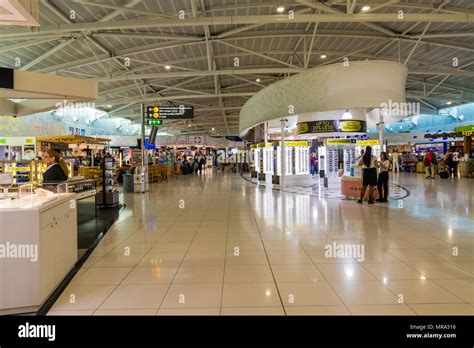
[376,152,390,202]
[198,156,205,175]
[424,150,437,179]
[391,151,400,172]
[310,152,317,175]
[357,146,378,204]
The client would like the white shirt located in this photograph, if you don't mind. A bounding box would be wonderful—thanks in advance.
[357,155,377,169]
[379,160,390,172]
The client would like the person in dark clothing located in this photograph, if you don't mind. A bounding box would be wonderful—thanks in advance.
[42,149,68,190]
[181,158,190,175]
[356,146,379,204]
[376,152,390,202]
[198,157,205,174]
[445,151,454,177]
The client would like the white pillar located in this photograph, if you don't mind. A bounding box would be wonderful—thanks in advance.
[280,118,287,189]
[379,112,385,152]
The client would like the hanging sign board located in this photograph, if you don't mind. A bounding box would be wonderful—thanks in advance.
[325,139,357,145]
[356,139,380,146]
[0,68,14,89]
[297,120,367,135]
[144,105,194,120]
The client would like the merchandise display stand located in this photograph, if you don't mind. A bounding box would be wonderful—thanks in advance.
[96,157,119,207]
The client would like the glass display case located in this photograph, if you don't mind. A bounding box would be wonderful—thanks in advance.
[0,160,34,185]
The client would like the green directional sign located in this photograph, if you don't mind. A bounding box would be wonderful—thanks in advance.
[147,119,163,126]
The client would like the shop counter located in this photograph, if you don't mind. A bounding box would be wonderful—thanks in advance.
[341,175,380,200]
[0,193,77,314]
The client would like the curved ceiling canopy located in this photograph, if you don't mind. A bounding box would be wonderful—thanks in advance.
[239,60,407,136]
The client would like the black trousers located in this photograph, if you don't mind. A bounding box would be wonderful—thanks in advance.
[377,171,389,200]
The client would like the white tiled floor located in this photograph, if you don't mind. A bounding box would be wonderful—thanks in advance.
[48,171,474,315]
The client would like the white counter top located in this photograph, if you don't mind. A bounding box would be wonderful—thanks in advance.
[0,193,75,211]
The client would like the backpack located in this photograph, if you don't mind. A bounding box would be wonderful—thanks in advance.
[424,154,432,166]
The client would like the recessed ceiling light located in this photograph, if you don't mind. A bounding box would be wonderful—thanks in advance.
[361,5,370,12]
[320,54,327,59]
[165,65,171,70]
[107,104,112,108]
[212,128,215,131]
[256,78,261,82]
[446,101,452,105]
[188,124,192,127]
[277,6,285,13]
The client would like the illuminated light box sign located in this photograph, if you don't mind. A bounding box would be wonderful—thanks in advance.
[297,120,367,134]
[325,139,357,145]
[454,125,474,136]
[145,105,194,120]
[356,139,380,146]
[147,119,163,126]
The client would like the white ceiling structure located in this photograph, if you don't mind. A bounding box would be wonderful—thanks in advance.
[1,0,474,136]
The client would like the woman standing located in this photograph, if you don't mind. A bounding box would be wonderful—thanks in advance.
[376,152,390,202]
[42,149,68,190]
[357,146,378,204]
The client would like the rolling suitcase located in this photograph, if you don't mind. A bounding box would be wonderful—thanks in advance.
[439,171,449,179]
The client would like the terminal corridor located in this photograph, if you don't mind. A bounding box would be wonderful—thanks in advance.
[48,172,473,316]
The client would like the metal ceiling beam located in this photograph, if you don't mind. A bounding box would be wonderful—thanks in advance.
[2,13,474,38]
[92,32,201,41]
[216,8,313,39]
[363,0,400,14]
[96,68,303,82]
[295,0,397,37]
[101,92,256,107]
[35,39,202,73]
[19,38,76,70]
[413,97,438,110]
[0,37,61,53]
[404,31,474,39]
[217,40,301,69]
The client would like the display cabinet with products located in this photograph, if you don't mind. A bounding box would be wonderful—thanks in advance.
[0,161,34,185]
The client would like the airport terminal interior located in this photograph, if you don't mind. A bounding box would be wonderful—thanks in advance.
[0,0,473,318]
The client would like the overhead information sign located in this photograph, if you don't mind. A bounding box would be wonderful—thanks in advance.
[145,105,194,120]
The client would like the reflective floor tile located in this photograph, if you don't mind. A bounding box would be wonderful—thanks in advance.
[277,282,343,306]
[432,278,474,302]
[92,253,146,268]
[161,284,222,308]
[93,309,157,316]
[330,281,399,305]
[157,308,221,316]
[384,280,464,304]
[224,265,274,283]
[267,251,313,265]
[137,253,185,267]
[271,264,326,282]
[174,265,224,283]
[99,284,170,309]
[225,251,269,265]
[181,252,226,266]
[317,263,376,281]
[361,263,423,280]
[221,307,284,315]
[348,305,416,315]
[222,283,281,307]
[121,266,178,284]
[409,304,474,315]
[50,285,116,311]
[285,306,350,315]
[71,267,132,286]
